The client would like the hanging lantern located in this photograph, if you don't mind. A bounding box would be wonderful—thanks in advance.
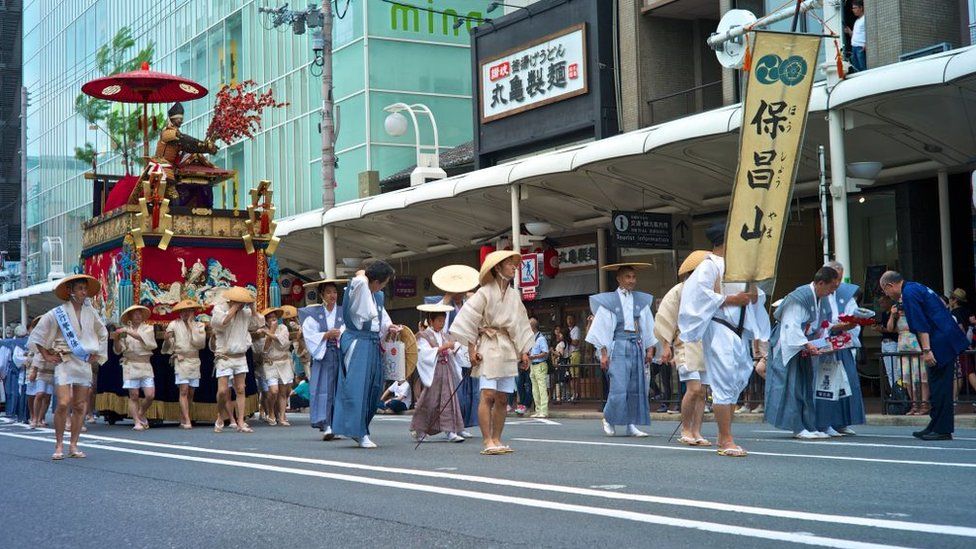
[479,244,495,265]
[543,246,560,278]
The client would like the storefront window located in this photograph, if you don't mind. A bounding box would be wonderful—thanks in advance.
[848,190,898,305]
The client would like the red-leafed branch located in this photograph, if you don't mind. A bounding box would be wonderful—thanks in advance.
[206,80,288,146]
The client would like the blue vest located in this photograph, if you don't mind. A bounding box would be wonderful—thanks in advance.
[298,304,344,350]
[342,284,384,335]
[819,282,859,322]
[589,291,653,340]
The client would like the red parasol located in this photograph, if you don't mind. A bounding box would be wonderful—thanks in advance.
[81,62,208,158]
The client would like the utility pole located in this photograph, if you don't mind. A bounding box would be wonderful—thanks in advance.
[258,2,337,278]
[20,86,27,289]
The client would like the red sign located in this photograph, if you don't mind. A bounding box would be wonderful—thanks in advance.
[489,61,511,82]
[519,253,539,289]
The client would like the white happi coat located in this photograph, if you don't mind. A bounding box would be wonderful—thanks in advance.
[210,301,255,369]
[113,322,157,380]
[162,318,207,379]
[28,302,108,384]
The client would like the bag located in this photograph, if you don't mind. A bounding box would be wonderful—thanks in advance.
[886,380,911,415]
[382,336,406,381]
[814,357,851,401]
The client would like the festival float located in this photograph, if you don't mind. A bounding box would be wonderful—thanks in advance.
[79,63,287,423]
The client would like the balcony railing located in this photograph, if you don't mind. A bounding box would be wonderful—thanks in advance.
[645,80,724,126]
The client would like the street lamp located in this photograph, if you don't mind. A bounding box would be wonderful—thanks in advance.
[383,103,447,187]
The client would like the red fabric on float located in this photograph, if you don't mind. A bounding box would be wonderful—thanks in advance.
[103,175,140,213]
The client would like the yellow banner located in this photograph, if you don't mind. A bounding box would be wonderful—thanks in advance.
[724,31,821,282]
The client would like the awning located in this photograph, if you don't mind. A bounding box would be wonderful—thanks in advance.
[274,45,976,272]
[0,279,63,320]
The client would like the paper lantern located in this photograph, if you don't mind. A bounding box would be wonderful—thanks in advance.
[543,247,559,278]
[479,244,495,264]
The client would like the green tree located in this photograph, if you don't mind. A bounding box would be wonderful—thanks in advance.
[74,27,165,172]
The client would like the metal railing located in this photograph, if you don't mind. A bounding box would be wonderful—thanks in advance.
[879,350,976,415]
[645,80,724,126]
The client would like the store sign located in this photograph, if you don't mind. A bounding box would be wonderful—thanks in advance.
[557,243,598,270]
[612,211,673,249]
[480,24,588,123]
[520,253,539,301]
[393,276,417,298]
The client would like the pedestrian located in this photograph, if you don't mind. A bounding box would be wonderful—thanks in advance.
[299,278,347,440]
[565,314,582,402]
[881,271,969,440]
[845,1,867,72]
[26,318,53,429]
[764,267,841,439]
[527,318,550,418]
[378,379,412,414]
[256,307,294,426]
[112,305,157,431]
[815,261,865,436]
[28,274,107,460]
[678,222,768,457]
[333,260,403,449]
[887,297,928,415]
[877,295,900,388]
[586,262,657,438]
[513,316,535,415]
[551,327,571,403]
[211,286,257,433]
[410,303,465,443]
[655,250,711,446]
[162,299,206,429]
[450,251,534,456]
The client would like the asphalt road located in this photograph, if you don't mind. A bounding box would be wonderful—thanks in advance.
[1,413,974,548]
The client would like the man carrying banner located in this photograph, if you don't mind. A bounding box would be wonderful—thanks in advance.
[764,266,840,439]
[586,263,657,437]
[28,275,108,460]
[679,223,768,457]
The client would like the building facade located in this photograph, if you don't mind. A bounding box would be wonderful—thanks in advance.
[21,0,491,284]
[0,0,22,263]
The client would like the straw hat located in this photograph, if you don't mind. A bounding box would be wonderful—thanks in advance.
[479,250,521,285]
[54,274,101,301]
[280,304,298,319]
[678,250,711,277]
[172,299,203,313]
[432,264,480,294]
[303,278,348,288]
[120,305,151,323]
[260,306,283,318]
[600,262,652,272]
[222,286,254,303]
[951,288,967,303]
[417,303,454,313]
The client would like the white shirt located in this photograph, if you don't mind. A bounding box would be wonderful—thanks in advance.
[347,275,392,334]
[616,287,636,331]
[387,380,412,408]
[567,325,580,353]
[852,16,865,48]
[302,303,343,360]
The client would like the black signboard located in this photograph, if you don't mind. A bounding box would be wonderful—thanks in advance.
[612,211,673,249]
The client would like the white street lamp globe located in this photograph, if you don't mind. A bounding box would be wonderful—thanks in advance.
[384,112,409,137]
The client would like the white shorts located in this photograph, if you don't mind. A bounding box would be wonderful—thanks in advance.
[174,373,200,388]
[265,377,292,388]
[33,379,55,395]
[480,375,516,394]
[123,377,155,390]
[54,373,92,387]
[25,380,38,396]
[678,365,710,385]
[215,364,249,378]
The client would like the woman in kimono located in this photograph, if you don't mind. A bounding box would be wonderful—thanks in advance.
[450,251,533,456]
[113,305,157,431]
[333,261,402,449]
[162,299,206,429]
[256,307,294,426]
[410,303,465,443]
[299,278,347,440]
[29,274,108,460]
[430,265,481,437]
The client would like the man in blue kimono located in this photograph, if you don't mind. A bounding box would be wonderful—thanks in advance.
[299,278,346,441]
[881,271,969,440]
[765,266,840,439]
[815,261,866,436]
[586,263,657,437]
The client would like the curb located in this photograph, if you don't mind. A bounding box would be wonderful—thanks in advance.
[536,410,976,428]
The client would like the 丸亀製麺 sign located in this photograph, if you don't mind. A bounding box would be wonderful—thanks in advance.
[557,243,598,270]
[612,211,673,249]
[480,24,587,123]
[724,31,821,282]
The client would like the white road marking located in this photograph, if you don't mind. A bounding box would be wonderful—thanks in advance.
[512,437,976,468]
[3,430,974,540]
[0,432,907,549]
[749,438,976,452]
[590,484,627,490]
[751,430,976,442]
